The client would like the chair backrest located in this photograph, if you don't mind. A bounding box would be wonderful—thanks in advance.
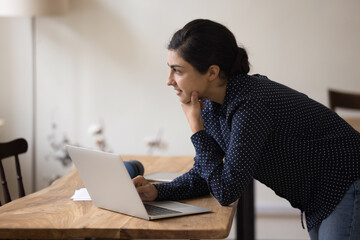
[328,89,360,111]
[0,138,28,206]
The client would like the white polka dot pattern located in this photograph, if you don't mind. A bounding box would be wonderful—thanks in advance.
[155,74,360,231]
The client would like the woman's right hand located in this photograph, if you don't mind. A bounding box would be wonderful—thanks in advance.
[133,175,158,201]
[181,91,205,134]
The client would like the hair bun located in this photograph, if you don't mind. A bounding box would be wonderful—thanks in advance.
[230,47,250,75]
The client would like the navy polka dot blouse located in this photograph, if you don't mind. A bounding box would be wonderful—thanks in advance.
[155,74,360,231]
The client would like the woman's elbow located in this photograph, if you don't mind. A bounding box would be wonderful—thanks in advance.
[215,195,236,206]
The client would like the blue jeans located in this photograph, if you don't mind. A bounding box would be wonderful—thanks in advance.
[309,179,360,240]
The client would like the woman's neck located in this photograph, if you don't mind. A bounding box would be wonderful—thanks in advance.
[206,80,227,104]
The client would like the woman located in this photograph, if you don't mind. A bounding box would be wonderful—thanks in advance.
[133,19,360,239]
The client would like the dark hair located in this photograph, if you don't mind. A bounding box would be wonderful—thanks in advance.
[168,19,250,79]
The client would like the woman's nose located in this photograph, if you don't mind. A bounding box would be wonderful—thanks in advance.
[167,73,175,86]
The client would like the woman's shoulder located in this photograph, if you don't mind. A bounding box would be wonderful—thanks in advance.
[227,74,270,101]
[230,73,306,100]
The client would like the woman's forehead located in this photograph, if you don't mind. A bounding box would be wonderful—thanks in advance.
[168,50,187,66]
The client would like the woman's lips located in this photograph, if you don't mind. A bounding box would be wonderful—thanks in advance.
[176,89,182,95]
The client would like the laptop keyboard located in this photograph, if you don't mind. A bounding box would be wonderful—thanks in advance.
[144,203,181,216]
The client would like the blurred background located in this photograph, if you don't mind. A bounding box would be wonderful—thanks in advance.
[1,0,360,239]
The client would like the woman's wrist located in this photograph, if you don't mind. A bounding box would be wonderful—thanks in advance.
[191,124,204,134]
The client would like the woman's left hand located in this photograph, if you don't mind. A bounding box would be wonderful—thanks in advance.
[181,91,206,134]
[133,175,158,201]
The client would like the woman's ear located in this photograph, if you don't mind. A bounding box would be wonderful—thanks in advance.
[208,65,220,81]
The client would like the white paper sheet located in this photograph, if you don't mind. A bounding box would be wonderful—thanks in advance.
[70,188,92,201]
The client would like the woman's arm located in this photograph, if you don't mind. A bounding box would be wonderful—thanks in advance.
[154,167,210,200]
[133,167,210,202]
[191,97,274,205]
[133,92,211,202]
[139,94,273,205]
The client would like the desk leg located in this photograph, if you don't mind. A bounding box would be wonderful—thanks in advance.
[236,179,255,240]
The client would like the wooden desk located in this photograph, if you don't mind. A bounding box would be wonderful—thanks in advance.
[345,118,360,132]
[0,155,237,239]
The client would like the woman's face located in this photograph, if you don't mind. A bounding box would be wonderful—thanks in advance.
[167,50,210,104]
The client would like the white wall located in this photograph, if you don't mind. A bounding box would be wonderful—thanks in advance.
[1,0,360,238]
[0,18,33,203]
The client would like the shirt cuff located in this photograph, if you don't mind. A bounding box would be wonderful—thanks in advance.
[154,183,172,201]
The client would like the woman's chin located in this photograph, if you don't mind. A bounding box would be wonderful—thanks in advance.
[178,95,190,104]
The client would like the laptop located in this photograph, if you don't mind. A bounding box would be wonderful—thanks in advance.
[66,145,211,220]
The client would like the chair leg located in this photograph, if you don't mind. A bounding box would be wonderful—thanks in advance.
[0,161,11,203]
[15,155,25,197]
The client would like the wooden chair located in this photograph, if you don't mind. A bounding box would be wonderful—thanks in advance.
[0,138,28,206]
[329,89,360,111]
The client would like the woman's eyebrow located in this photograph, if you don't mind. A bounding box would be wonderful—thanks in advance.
[167,63,185,68]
